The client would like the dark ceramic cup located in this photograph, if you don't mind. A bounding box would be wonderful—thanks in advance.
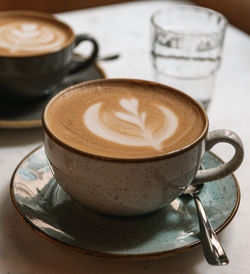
[0,10,99,101]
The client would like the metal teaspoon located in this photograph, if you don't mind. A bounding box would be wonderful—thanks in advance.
[183,183,229,266]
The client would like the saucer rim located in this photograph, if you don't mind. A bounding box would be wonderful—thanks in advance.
[10,145,241,261]
[0,63,106,129]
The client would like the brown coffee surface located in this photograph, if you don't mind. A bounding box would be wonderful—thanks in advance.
[0,13,72,56]
[45,80,206,159]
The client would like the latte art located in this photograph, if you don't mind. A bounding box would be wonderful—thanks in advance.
[45,80,206,159]
[0,14,72,56]
[84,98,178,151]
[0,22,65,53]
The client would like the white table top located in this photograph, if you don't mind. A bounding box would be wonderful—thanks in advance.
[0,1,250,273]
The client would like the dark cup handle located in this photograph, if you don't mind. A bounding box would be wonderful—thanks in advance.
[68,34,99,75]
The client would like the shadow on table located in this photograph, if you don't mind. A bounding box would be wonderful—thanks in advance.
[0,128,43,147]
[0,182,214,274]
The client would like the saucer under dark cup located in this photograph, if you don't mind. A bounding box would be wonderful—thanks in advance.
[0,61,105,129]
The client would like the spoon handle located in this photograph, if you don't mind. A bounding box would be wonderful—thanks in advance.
[193,195,229,266]
[97,53,120,61]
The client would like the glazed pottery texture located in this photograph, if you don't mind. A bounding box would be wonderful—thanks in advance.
[42,79,244,216]
[10,146,240,259]
[44,135,203,215]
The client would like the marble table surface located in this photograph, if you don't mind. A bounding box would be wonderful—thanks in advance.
[0,1,250,273]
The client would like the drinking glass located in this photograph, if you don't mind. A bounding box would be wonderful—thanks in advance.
[150,6,227,110]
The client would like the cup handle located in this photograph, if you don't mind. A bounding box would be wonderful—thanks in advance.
[193,129,244,184]
[68,34,99,74]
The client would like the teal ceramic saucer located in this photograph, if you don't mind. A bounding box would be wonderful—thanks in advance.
[10,146,240,260]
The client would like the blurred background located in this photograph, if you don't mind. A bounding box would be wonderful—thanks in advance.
[0,0,249,35]
[0,0,134,13]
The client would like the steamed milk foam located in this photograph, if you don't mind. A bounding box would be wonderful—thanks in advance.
[45,81,206,159]
[0,14,71,56]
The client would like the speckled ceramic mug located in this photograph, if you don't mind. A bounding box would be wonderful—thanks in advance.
[42,79,244,216]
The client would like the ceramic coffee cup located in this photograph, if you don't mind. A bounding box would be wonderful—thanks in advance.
[0,10,99,101]
[42,79,244,216]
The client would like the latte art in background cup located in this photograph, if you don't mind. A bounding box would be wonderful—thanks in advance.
[0,11,99,100]
[43,79,244,216]
[0,21,67,55]
[0,12,72,56]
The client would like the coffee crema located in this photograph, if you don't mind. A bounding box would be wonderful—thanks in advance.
[0,13,72,56]
[45,80,206,159]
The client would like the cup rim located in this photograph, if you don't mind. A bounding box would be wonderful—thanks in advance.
[150,5,228,36]
[0,10,75,58]
[42,78,209,163]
